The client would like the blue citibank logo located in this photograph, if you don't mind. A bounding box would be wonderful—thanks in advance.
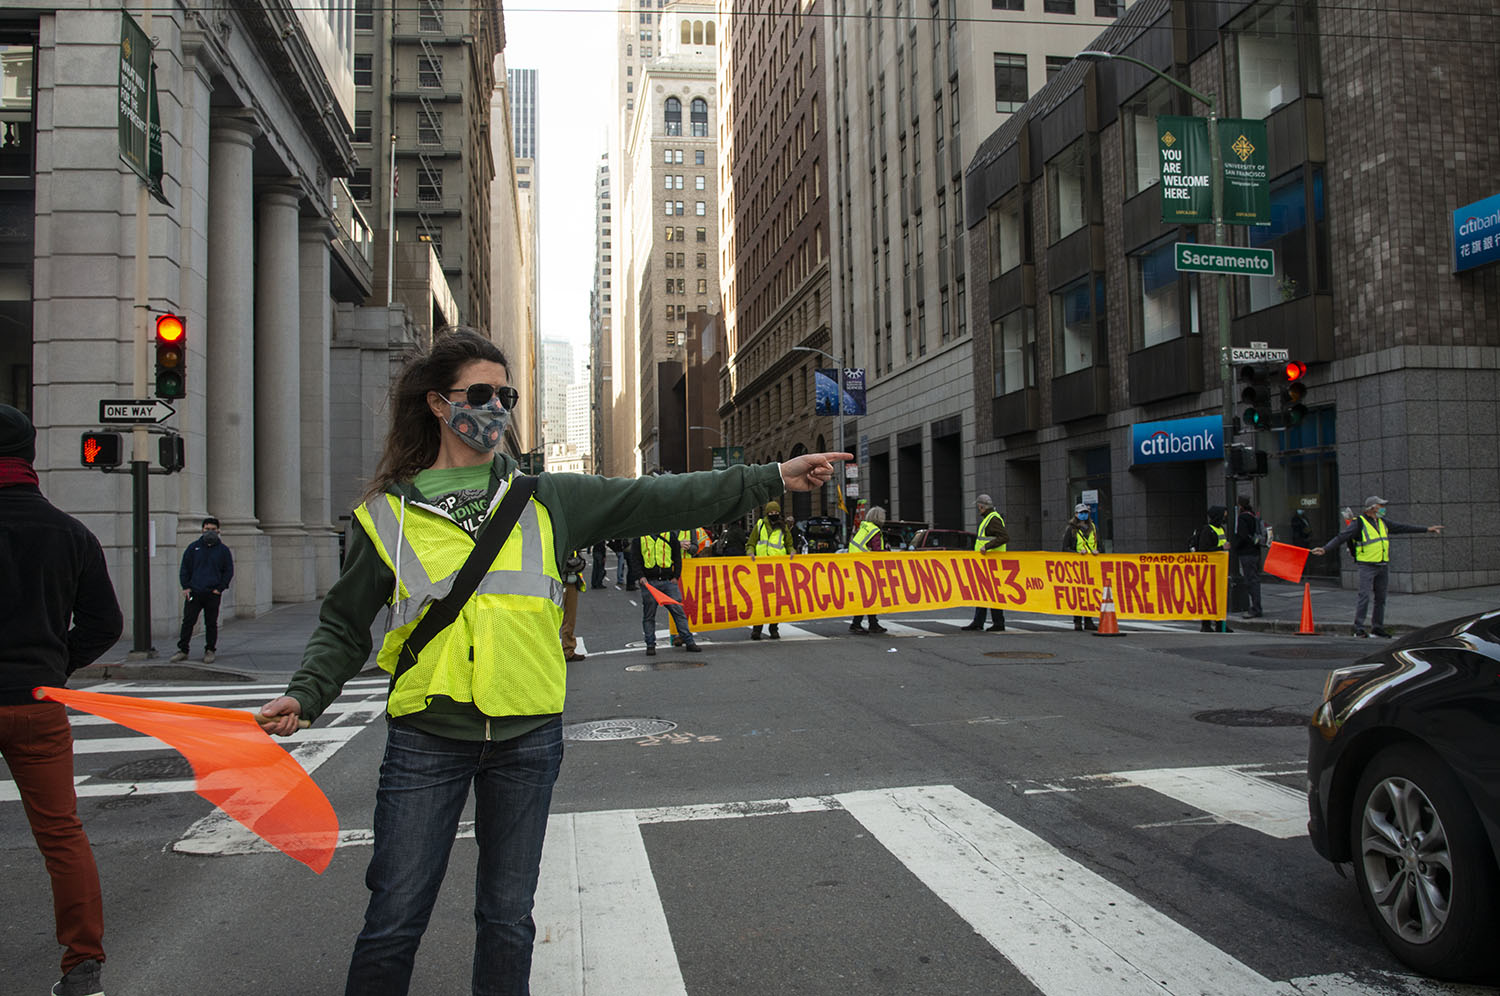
[1131,415,1224,465]
[1453,191,1500,274]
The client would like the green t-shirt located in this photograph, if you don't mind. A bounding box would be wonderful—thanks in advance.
[413,464,493,536]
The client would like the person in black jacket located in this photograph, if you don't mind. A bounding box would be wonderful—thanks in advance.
[627,532,701,655]
[0,404,123,996]
[1191,506,1231,633]
[171,517,234,664]
[1233,495,1264,618]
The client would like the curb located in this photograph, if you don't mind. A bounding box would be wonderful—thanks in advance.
[1227,618,1409,638]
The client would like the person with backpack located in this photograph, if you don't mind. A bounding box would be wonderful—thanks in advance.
[1233,495,1265,618]
[1191,506,1230,633]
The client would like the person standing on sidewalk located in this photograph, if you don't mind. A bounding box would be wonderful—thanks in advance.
[256,328,847,996]
[559,549,587,662]
[1191,506,1231,633]
[1063,503,1099,631]
[962,495,1009,632]
[847,506,887,634]
[629,532,701,656]
[1311,495,1444,637]
[749,500,794,640]
[0,403,123,996]
[1233,496,1264,619]
[172,517,233,665]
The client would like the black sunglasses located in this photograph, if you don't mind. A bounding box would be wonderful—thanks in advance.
[444,383,520,411]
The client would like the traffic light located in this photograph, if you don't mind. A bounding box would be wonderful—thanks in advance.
[158,431,185,472]
[1229,444,1268,477]
[154,313,186,399]
[1280,360,1309,427]
[1238,363,1273,430]
[80,430,124,469]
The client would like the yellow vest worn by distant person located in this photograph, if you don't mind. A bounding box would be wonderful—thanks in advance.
[976,510,1007,553]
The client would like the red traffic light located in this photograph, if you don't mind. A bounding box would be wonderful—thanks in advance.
[155,313,187,399]
[80,430,124,469]
[156,313,186,344]
[1284,360,1307,382]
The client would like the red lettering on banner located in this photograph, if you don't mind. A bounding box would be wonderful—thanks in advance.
[874,559,894,607]
[756,562,777,616]
[771,562,796,616]
[790,562,813,614]
[895,559,923,605]
[692,569,712,624]
[730,565,752,622]
[948,557,975,600]
[997,559,1025,604]
[854,561,878,608]
[1099,562,1115,603]
[909,559,940,603]
[932,560,953,600]
[1198,565,1217,615]
[968,558,996,604]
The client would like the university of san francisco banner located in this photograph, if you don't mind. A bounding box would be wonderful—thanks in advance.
[677,551,1229,630]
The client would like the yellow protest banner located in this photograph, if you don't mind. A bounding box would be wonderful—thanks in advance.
[677,551,1229,631]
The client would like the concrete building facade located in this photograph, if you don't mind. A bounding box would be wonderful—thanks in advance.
[490,55,539,457]
[590,155,613,474]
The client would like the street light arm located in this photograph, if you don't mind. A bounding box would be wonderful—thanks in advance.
[790,344,843,365]
[1076,50,1215,111]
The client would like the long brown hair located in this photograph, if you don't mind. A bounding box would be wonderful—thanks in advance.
[364,327,508,498]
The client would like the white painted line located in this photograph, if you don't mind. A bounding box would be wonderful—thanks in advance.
[866,621,930,637]
[70,725,361,754]
[532,814,585,995]
[838,784,1288,996]
[634,794,842,824]
[1115,766,1309,839]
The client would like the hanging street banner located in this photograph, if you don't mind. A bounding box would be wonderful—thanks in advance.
[814,368,869,416]
[842,367,866,415]
[710,445,745,469]
[118,11,166,203]
[676,550,1229,629]
[1158,115,1212,225]
[1218,118,1270,225]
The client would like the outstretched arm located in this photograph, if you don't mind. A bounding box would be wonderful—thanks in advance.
[780,452,852,492]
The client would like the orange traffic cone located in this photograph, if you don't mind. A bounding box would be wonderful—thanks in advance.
[1094,585,1123,637]
[1297,582,1317,635]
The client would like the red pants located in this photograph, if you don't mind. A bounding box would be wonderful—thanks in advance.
[0,702,105,973]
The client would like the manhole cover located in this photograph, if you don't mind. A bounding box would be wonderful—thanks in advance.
[982,651,1057,660]
[102,757,195,781]
[1193,708,1307,727]
[1248,646,1364,660]
[563,718,678,741]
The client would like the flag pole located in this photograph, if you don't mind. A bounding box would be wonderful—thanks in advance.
[386,132,396,306]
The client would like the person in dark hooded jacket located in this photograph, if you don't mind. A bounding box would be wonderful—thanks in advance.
[1191,505,1231,633]
[172,517,234,664]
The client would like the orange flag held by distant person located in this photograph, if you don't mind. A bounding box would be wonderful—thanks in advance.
[1262,541,1310,584]
[640,580,683,606]
[34,686,338,873]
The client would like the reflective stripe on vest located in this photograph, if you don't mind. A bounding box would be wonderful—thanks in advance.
[354,481,566,719]
[754,521,787,556]
[1355,516,1390,563]
[1074,526,1098,554]
[976,510,1007,552]
[642,534,674,569]
[850,520,880,552]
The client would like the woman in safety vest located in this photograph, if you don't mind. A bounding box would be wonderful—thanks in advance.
[748,499,795,639]
[848,505,887,634]
[1190,506,1229,633]
[258,328,849,996]
[1063,502,1100,631]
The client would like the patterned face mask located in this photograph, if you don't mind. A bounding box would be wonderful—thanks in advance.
[443,397,511,452]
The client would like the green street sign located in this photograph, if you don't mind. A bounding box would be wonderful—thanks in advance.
[1218,118,1270,225]
[1174,243,1275,275]
[1158,115,1212,225]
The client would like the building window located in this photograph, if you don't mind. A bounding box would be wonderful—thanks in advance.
[666,226,676,240]
[1130,237,1199,348]
[696,227,706,242]
[419,57,443,88]
[695,149,705,165]
[664,149,674,164]
[627,82,633,94]
[350,168,372,201]
[354,54,373,87]
[419,0,442,32]
[695,201,706,215]
[355,0,373,30]
[675,149,684,163]
[987,191,1025,278]
[1051,274,1104,375]
[1046,139,1088,242]
[418,230,442,258]
[418,166,442,204]
[993,53,1027,113]
[1122,78,1175,196]
[695,175,705,190]
[1095,0,1123,15]
[697,278,708,294]
[353,109,372,144]
[1043,0,1074,11]
[1240,167,1327,314]
[665,97,682,135]
[665,201,676,215]
[1045,56,1069,81]
[992,308,1036,395]
[991,0,1022,8]
[419,109,443,145]
[1234,0,1305,119]
[690,98,709,137]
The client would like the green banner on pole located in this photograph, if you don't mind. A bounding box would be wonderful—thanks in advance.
[1217,118,1269,226]
[1158,115,1212,225]
[710,446,745,469]
[118,11,166,202]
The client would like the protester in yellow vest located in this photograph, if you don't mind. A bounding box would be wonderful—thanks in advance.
[1311,495,1444,638]
[961,494,1010,633]
[1063,502,1099,631]
[678,526,712,557]
[630,532,700,655]
[1190,506,1230,633]
[257,328,850,994]
[749,499,794,639]
[848,506,888,634]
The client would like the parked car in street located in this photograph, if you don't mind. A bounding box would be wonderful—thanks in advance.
[1306,609,1500,984]
[878,520,927,551]
[910,528,979,551]
[801,516,843,553]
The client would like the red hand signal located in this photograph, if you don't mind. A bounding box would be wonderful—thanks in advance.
[83,437,101,463]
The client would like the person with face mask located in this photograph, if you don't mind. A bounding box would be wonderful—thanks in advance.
[171,516,234,664]
[257,327,850,996]
[749,499,794,639]
[1311,495,1444,637]
[1063,503,1099,631]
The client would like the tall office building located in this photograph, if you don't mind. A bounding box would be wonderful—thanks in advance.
[591,155,615,474]
[541,338,574,448]
[490,56,539,457]
[508,67,541,350]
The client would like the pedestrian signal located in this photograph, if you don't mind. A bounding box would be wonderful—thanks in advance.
[158,432,185,472]
[154,313,187,399]
[1229,444,1268,477]
[1238,363,1273,430]
[80,430,124,469]
[1281,360,1309,427]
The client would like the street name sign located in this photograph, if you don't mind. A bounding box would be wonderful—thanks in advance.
[1174,243,1275,275]
[99,398,176,424]
[1229,347,1290,363]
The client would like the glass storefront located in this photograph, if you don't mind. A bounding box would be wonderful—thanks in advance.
[1256,405,1339,578]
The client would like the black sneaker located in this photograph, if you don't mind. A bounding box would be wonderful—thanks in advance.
[1353,627,1369,638]
[960,623,983,631]
[987,624,1005,632]
[768,627,780,639]
[849,623,867,634]
[645,647,656,656]
[684,644,702,653]
[52,959,103,996]
[867,624,888,634]
[1371,627,1392,638]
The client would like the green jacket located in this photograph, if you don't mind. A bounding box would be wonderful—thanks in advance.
[285,454,784,738]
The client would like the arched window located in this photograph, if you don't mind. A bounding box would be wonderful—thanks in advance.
[693,20,703,44]
[665,97,682,135]
[681,21,690,44]
[627,44,632,56]
[705,21,715,45]
[690,98,708,137]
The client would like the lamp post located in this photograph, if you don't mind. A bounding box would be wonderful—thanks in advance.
[688,424,726,470]
[1078,50,1235,512]
[789,345,847,528]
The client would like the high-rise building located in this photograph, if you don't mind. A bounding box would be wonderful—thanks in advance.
[541,338,574,448]
[491,56,539,457]
[591,155,614,474]
[508,67,542,350]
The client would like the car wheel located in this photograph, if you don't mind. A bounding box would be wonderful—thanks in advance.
[1350,743,1500,981]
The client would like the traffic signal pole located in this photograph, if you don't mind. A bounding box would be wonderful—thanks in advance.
[129,0,155,656]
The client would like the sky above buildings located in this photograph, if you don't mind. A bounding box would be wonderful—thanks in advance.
[504,0,618,353]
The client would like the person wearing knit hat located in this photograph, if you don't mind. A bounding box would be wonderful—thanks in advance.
[0,403,123,996]
[1312,495,1445,637]
[748,499,793,640]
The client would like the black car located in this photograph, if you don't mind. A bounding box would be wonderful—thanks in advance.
[1307,609,1500,983]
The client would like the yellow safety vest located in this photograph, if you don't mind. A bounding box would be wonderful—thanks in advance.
[354,480,566,720]
[849,520,880,552]
[976,510,1007,553]
[753,520,788,556]
[1355,516,1390,563]
[1073,524,1098,554]
[642,533,675,570]
[677,527,711,555]
[1208,524,1226,550]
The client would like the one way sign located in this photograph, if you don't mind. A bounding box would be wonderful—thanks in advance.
[99,398,176,424]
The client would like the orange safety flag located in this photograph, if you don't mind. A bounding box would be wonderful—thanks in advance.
[641,580,683,606]
[35,686,338,874]
[1262,541,1310,584]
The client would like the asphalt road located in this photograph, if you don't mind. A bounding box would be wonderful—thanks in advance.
[4,587,1494,995]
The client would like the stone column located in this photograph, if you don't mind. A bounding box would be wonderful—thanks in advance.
[205,116,270,616]
[299,219,339,594]
[254,184,312,602]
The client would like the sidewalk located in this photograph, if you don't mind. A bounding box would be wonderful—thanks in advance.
[1230,578,1500,636]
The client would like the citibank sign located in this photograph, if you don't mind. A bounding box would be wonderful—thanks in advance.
[1131,415,1224,465]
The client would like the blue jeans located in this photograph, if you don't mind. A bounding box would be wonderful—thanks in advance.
[641,577,695,648]
[345,718,564,996]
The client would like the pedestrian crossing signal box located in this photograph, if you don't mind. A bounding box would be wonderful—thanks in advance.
[80,430,125,469]
[158,432,185,472]
[1229,444,1268,478]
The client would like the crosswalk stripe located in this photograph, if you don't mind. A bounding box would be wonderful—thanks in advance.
[838,785,1285,996]
[1115,765,1309,839]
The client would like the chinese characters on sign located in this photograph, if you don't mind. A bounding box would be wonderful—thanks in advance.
[1452,192,1500,274]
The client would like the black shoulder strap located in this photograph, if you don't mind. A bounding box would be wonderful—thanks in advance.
[393,475,539,683]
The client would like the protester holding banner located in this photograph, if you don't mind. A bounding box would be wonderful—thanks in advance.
[1190,506,1231,633]
[1063,503,1100,631]
[749,500,795,640]
[848,506,888,634]
[962,494,1010,632]
[256,328,849,996]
